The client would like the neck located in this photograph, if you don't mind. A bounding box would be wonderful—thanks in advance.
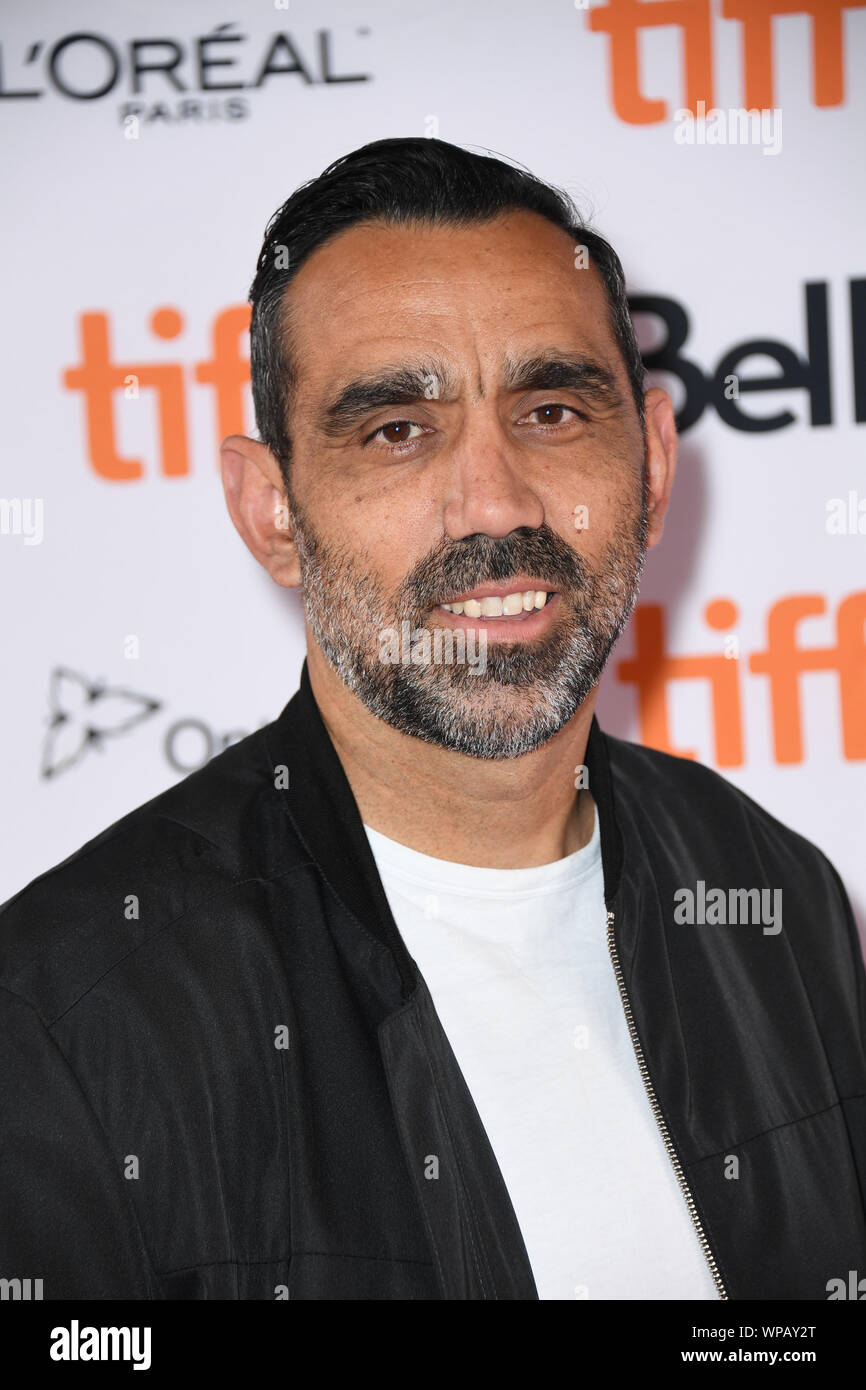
[305,643,598,869]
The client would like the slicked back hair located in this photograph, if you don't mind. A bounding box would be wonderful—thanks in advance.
[248,137,645,484]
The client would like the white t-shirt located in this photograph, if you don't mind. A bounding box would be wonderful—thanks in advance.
[363,803,720,1300]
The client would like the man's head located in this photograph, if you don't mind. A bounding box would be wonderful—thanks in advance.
[221,137,676,758]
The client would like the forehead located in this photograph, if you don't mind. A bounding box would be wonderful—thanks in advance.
[284,211,619,390]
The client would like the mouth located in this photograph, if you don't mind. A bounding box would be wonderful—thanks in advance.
[433,582,560,640]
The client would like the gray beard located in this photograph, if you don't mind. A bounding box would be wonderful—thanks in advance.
[287,484,647,760]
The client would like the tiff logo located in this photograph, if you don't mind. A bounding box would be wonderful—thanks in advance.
[63,306,250,480]
[588,0,865,125]
[617,593,866,766]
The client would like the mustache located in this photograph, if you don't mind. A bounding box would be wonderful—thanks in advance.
[403,525,588,609]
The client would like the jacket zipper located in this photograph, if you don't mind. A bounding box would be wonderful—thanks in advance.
[606,908,728,1300]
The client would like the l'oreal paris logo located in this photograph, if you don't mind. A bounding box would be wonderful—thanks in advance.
[0,22,371,124]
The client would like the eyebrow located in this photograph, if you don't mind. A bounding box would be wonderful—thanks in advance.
[317,351,622,437]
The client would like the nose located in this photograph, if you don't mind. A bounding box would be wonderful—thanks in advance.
[441,415,545,541]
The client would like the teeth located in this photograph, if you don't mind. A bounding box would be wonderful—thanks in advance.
[439,589,552,618]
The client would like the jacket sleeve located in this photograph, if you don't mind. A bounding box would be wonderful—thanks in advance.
[0,984,156,1299]
[822,857,866,1223]
[826,857,866,1042]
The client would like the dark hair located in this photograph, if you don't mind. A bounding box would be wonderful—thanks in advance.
[248,137,645,482]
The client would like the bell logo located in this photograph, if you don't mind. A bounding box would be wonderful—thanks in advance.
[588,0,865,125]
[631,280,866,434]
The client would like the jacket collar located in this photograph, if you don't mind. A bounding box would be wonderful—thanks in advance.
[267,658,624,1000]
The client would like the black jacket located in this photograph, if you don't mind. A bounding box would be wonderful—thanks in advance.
[1,659,865,1300]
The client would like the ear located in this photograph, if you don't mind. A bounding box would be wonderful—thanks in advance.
[219,435,301,588]
[642,386,678,549]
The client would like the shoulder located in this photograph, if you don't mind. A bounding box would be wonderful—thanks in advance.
[0,716,306,1017]
[600,727,849,906]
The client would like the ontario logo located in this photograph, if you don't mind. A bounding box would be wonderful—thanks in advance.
[42,666,267,779]
[42,668,161,777]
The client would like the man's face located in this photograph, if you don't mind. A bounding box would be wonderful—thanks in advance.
[282,210,649,759]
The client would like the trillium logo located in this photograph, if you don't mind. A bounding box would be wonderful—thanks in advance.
[40,666,270,779]
[41,667,161,778]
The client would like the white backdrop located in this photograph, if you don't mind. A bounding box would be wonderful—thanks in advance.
[1,0,864,950]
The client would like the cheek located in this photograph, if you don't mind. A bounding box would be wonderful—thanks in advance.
[573,465,643,532]
[530,444,633,533]
[558,486,615,553]
[329,499,431,596]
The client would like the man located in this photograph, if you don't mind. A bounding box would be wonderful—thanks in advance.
[1,138,864,1301]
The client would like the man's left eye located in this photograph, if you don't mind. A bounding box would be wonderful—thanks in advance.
[523,403,585,426]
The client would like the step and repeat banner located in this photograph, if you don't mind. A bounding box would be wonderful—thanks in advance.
[1,0,864,944]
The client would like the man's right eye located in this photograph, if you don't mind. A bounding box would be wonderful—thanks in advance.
[364,420,428,451]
